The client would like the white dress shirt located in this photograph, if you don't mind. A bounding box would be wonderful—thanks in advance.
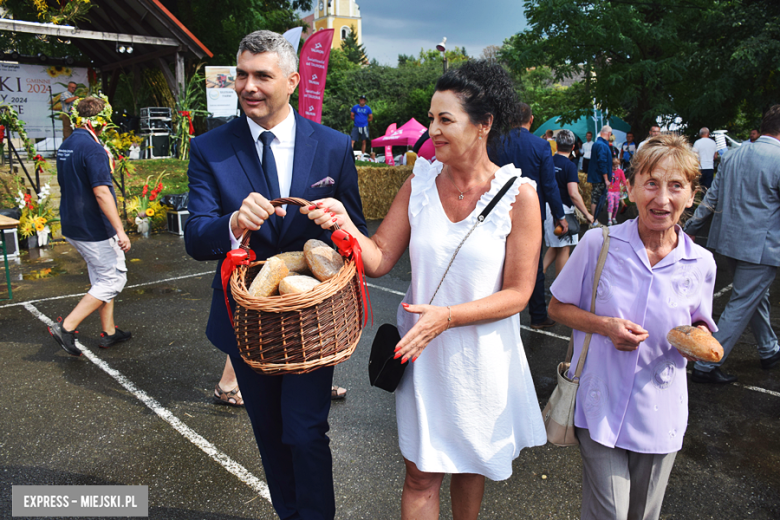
[582,140,593,159]
[229,105,297,248]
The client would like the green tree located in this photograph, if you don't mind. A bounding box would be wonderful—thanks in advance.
[341,25,368,65]
[501,0,780,141]
[171,0,311,65]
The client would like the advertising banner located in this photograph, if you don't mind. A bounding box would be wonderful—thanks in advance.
[384,123,396,166]
[0,63,88,139]
[204,66,238,118]
[298,29,333,123]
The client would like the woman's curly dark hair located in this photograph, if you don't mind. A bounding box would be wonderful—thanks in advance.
[434,60,521,147]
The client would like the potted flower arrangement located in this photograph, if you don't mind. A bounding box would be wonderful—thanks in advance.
[127,173,166,237]
[15,181,60,248]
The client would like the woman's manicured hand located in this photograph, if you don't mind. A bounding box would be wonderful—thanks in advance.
[603,317,649,351]
[394,304,450,363]
[300,198,349,229]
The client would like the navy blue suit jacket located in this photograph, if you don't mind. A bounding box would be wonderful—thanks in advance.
[184,112,367,356]
[490,127,564,221]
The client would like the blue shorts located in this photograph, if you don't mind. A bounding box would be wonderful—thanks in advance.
[351,126,369,142]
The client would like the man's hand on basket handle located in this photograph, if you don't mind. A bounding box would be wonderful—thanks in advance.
[231,193,286,239]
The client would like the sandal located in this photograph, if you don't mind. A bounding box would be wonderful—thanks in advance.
[213,384,244,407]
[331,385,347,400]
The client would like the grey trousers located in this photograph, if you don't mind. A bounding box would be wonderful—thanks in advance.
[695,258,779,372]
[577,428,677,520]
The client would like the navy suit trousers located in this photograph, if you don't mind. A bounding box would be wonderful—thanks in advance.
[231,354,335,520]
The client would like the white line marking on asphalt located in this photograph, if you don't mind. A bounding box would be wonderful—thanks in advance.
[734,383,780,398]
[0,271,213,309]
[520,325,570,341]
[366,282,406,296]
[23,302,272,504]
[714,283,733,299]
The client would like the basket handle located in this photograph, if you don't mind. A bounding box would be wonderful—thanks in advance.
[238,197,341,250]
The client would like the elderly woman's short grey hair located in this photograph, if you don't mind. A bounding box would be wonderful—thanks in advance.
[555,129,576,151]
[237,30,298,76]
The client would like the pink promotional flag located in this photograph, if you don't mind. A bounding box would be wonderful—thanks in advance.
[298,29,333,123]
[384,123,397,166]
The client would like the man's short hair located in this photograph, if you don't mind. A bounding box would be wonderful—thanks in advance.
[76,97,105,118]
[600,125,612,135]
[586,131,592,136]
[545,129,554,138]
[555,129,576,152]
[627,132,633,137]
[237,30,298,76]
[518,102,532,125]
[760,105,780,136]
[699,127,709,137]
[67,81,77,86]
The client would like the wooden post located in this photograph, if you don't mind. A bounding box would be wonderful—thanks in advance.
[175,52,185,102]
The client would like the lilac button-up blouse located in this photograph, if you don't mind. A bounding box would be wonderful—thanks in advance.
[551,219,717,454]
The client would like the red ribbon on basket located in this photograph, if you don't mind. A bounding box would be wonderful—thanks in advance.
[221,248,256,326]
[331,229,372,326]
[179,111,195,135]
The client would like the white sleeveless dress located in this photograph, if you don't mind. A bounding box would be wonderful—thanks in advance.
[395,160,547,481]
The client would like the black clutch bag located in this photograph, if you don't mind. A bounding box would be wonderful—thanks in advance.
[368,324,404,392]
[367,175,519,393]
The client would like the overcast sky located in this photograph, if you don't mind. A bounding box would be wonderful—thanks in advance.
[303,0,529,66]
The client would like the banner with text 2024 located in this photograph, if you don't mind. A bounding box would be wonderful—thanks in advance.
[0,63,88,139]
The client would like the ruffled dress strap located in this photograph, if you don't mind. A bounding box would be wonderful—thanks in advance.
[409,159,444,218]
[473,164,535,237]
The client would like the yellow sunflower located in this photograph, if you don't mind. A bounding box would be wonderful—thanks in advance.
[35,222,45,232]
[145,208,155,217]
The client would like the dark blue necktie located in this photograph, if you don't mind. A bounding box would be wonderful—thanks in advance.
[259,131,281,201]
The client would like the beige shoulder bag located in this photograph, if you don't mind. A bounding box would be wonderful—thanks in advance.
[542,226,610,447]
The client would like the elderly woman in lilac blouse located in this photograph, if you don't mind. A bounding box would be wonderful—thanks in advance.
[549,134,717,520]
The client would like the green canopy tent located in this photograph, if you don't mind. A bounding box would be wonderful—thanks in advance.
[533,112,632,144]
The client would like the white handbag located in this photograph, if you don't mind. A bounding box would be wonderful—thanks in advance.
[542,226,610,447]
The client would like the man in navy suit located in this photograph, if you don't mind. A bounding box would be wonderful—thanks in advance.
[490,103,566,329]
[185,31,366,520]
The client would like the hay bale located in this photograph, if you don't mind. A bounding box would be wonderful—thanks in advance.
[357,165,413,219]
[578,172,592,209]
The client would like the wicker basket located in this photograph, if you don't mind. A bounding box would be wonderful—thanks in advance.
[229,198,364,374]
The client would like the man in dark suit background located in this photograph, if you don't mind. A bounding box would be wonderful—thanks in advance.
[185,30,367,520]
[490,103,567,329]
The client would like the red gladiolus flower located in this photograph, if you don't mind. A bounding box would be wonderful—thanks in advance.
[24,193,31,201]
[157,182,163,191]
[142,185,148,196]
[149,194,157,201]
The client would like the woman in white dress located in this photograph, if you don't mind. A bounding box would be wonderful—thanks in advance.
[303,61,547,519]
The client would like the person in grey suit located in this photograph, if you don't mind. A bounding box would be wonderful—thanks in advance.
[684,105,780,383]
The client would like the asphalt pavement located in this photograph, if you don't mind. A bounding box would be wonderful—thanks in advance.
[1,220,779,519]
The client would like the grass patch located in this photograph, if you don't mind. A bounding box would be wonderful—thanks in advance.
[124,158,189,195]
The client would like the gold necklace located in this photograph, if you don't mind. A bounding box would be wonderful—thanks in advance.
[445,166,481,200]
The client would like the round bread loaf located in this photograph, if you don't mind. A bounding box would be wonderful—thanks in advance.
[273,251,308,273]
[667,325,723,362]
[248,256,289,297]
[304,239,345,282]
[279,275,322,295]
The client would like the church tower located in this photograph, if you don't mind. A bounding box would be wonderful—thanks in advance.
[312,0,362,50]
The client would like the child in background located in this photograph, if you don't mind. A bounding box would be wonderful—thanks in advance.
[607,157,628,225]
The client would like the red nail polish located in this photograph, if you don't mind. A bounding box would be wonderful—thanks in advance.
[317,202,324,206]
[394,345,400,352]
[394,352,402,359]
[401,356,408,364]
[330,212,335,217]
[402,303,409,308]
[308,205,316,210]
[412,356,418,363]
[332,218,337,222]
